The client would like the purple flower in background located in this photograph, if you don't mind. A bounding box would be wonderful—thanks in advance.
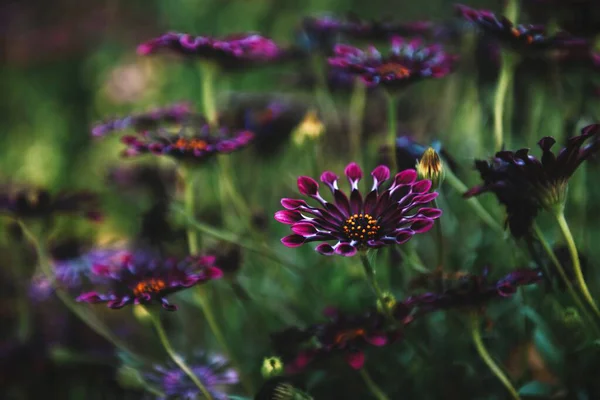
[76,250,222,311]
[91,103,193,137]
[328,37,455,89]
[464,124,600,237]
[341,13,434,41]
[144,352,239,400]
[522,0,600,38]
[0,186,102,222]
[456,4,588,55]
[137,32,294,69]
[275,163,441,256]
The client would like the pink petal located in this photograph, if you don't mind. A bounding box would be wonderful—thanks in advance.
[345,351,365,369]
[394,169,417,185]
[298,176,319,196]
[291,222,318,236]
[316,243,335,255]
[281,198,309,210]
[281,235,306,247]
[274,210,303,224]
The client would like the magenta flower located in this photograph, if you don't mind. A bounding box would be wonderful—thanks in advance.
[275,163,442,256]
[328,36,455,89]
[76,251,222,311]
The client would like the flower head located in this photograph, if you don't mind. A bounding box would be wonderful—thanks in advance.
[464,124,600,237]
[137,32,293,70]
[143,352,238,399]
[416,147,444,190]
[76,250,222,311]
[328,37,455,89]
[275,163,442,256]
[456,4,588,55]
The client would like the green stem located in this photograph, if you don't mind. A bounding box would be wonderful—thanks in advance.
[532,223,600,335]
[385,92,398,172]
[200,62,218,126]
[470,312,521,400]
[443,166,504,234]
[359,368,390,400]
[311,54,341,130]
[554,211,600,319]
[359,253,394,322]
[181,166,200,255]
[504,0,520,23]
[493,54,514,152]
[146,308,215,400]
[349,78,367,163]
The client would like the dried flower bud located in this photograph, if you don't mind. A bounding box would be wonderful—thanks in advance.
[416,147,444,190]
[261,356,284,378]
[292,110,325,146]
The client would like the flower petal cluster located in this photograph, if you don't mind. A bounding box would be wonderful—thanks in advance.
[275,163,442,256]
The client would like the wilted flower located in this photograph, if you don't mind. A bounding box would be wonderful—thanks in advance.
[0,186,102,222]
[143,352,238,400]
[76,250,222,311]
[456,4,588,55]
[137,32,295,69]
[275,163,441,256]
[328,36,455,89]
[91,103,193,137]
[464,124,600,237]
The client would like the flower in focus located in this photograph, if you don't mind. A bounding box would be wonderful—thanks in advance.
[464,124,600,237]
[137,32,296,70]
[0,186,102,222]
[76,250,222,311]
[91,103,193,137]
[416,147,444,190]
[143,352,238,400]
[522,0,600,38]
[275,163,441,256]
[291,110,325,146]
[328,36,455,89]
[456,4,588,55]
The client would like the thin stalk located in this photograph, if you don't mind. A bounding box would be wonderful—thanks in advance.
[200,62,218,126]
[359,368,390,400]
[359,253,395,322]
[349,78,367,163]
[470,312,520,400]
[493,54,515,152]
[181,166,200,254]
[443,166,504,234]
[145,308,215,400]
[384,92,398,172]
[555,211,600,319]
[311,54,341,130]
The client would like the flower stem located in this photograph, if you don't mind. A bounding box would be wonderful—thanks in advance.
[181,166,200,255]
[443,166,504,235]
[554,211,600,319]
[493,54,515,152]
[359,367,390,400]
[200,62,218,127]
[145,307,215,400]
[360,253,394,322]
[470,312,520,400]
[384,92,398,172]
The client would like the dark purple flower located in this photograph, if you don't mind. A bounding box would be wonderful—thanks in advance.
[91,103,193,137]
[275,163,442,256]
[143,352,238,400]
[0,186,102,221]
[120,121,254,162]
[522,0,600,38]
[456,4,588,55]
[328,36,455,89]
[137,32,294,69]
[464,124,600,237]
[76,250,222,311]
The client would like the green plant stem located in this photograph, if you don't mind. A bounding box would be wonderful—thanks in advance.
[145,307,215,400]
[349,78,367,163]
[359,253,394,322]
[181,166,200,254]
[554,211,600,319]
[470,312,520,400]
[493,54,515,152]
[431,198,444,269]
[17,221,141,360]
[443,166,504,234]
[385,92,398,172]
[532,223,600,335]
[359,368,390,400]
[311,54,341,130]
[200,62,218,126]
[504,0,520,22]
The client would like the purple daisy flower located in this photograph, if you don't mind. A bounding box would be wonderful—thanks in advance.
[464,124,600,237]
[143,352,239,400]
[275,163,442,256]
[456,4,588,55]
[328,36,455,89]
[137,32,293,69]
[0,186,102,222]
[76,250,222,311]
[341,14,434,41]
[91,103,193,137]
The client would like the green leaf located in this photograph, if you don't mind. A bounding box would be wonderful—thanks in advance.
[518,381,554,397]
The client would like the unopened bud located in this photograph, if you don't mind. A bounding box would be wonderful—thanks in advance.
[563,307,582,327]
[416,147,444,190]
[292,110,325,146]
[261,356,284,378]
[377,291,397,314]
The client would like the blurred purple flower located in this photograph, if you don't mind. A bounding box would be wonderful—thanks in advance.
[76,250,222,311]
[275,163,441,256]
[522,0,600,38]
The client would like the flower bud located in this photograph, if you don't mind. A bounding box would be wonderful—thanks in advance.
[261,356,284,378]
[416,147,444,190]
[377,291,397,314]
[291,110,325,146]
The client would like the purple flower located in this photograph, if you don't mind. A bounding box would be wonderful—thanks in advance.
[143,352,239,400]
[137,32,294,69]
[522,0,600,38]
[0,186,102,221]
[456,4,588,55]
[328,37,455,89]
[76,250,222,311]
[275,163,441,256]
[464,124,600,237]
[91,103,193,137]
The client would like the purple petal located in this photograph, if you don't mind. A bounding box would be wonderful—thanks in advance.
[76,292,103,303]
[411,180,432,194]
[291,222,318,236]
[281,198,309,210]
[316,243,335,255]
[345,351,365,369]
[366,334,388,347]
[345,163,363,187]
[281,235,306,247]
[335,243,358,257]
[417,208,443,219]
[410,219,434,233]
[274,210,303,224]
[320,171,339,193]
[395,231,414,244]
[371,165,390,189]
[107,297,130,309]
[394,169,417,186]
[412,192,438,204]
[161,298,178,311]
[298,176,319,196]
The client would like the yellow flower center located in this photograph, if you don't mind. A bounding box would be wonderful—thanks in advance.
[376,63,410,78]
[334,328,366,345]
[343,213,380,242]
[173,138,208,151]
[132,278,166,296]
